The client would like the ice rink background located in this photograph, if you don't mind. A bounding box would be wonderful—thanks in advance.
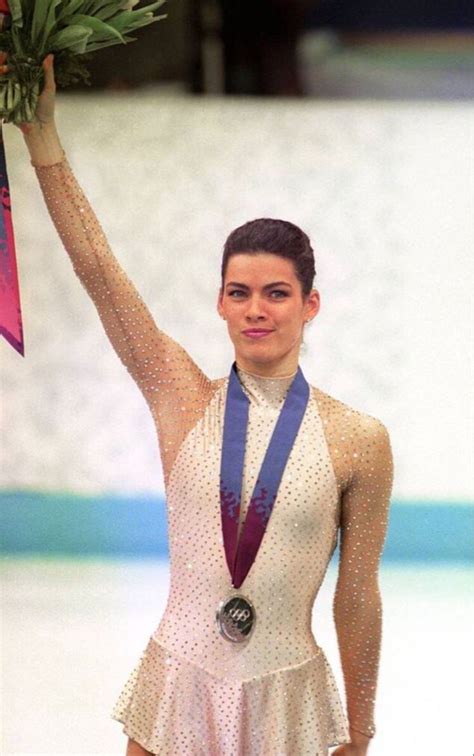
[2,558,472,756]
[1,94,473,755]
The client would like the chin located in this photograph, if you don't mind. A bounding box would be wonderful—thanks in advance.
[238,347,285,367]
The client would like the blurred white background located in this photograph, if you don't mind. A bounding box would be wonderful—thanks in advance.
[1,94,473,503]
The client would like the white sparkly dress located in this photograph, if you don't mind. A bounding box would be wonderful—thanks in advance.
[33,153,394,756]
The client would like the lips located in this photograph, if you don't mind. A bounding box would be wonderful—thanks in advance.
[242,329,274,338]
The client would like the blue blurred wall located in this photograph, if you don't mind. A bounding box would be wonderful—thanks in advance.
[1,490,472,563]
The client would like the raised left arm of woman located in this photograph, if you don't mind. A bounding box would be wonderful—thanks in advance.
[332,417,394,751]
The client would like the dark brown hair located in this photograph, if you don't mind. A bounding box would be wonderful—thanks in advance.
[221,218,316,297]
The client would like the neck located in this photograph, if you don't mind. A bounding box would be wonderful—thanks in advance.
[235,353,300,378]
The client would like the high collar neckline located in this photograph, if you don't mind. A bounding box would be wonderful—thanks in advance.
[235,363,298,408]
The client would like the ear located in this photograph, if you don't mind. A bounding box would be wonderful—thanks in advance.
[217,288,225,319]
[304,289,320,321]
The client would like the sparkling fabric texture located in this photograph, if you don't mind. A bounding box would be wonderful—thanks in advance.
[33,155,394,755]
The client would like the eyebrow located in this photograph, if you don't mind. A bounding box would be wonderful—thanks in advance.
[225,281,292,290]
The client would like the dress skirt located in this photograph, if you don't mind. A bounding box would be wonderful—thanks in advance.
[111,634,351,755]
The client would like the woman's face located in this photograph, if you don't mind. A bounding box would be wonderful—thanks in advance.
[217,252,320,375]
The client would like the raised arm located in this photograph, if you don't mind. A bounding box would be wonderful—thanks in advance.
[333,416,394,751]
[16,54,215,482]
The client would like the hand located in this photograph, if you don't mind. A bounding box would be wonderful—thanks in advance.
[0,51,56,134]
[331,745,369,756]
[331,730,371,756]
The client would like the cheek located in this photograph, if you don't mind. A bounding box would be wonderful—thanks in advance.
[225,311,241,331]
[275,303,304,327]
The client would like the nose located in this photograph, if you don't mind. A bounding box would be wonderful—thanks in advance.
[245,295,267,321]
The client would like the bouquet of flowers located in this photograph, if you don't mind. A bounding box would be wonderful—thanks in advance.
[0,0,168,124]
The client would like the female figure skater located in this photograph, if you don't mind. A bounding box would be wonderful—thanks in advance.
[5,52,394,756]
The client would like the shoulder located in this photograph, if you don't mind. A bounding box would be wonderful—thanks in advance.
[309,384,392,490]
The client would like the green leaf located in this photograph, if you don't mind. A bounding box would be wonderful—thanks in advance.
[58,13,126,43]
[82,0,121,14]
[18,0,32,27]
[115,12,166,33]
[84,33,137,51]
[10,24,25,55]
[96,2,129,22]
[49,24,93,53]
[108,2,167,34]
[141,0,167,11]
[57,0,90,24]
[7,0,23,28]
[104,0,166,31]
[31,0,62,50]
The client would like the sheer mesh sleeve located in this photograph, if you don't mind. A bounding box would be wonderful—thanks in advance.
[32,151,216,483]
[332,416,394,739]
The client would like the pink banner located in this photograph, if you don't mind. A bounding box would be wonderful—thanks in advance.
[0,122,24,356]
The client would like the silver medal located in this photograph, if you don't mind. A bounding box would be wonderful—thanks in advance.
[215,593,256,643]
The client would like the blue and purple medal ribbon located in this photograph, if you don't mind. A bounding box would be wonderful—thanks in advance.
[219,361,310,589]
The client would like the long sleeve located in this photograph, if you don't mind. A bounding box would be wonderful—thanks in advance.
[32,151,216,482]
[332,417,394,739]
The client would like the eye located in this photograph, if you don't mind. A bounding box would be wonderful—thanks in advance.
[227,289,246,298]
[269,290,289,299]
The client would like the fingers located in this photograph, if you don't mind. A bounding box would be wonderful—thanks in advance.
[0,51,56,80]
[42,53,56,90]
